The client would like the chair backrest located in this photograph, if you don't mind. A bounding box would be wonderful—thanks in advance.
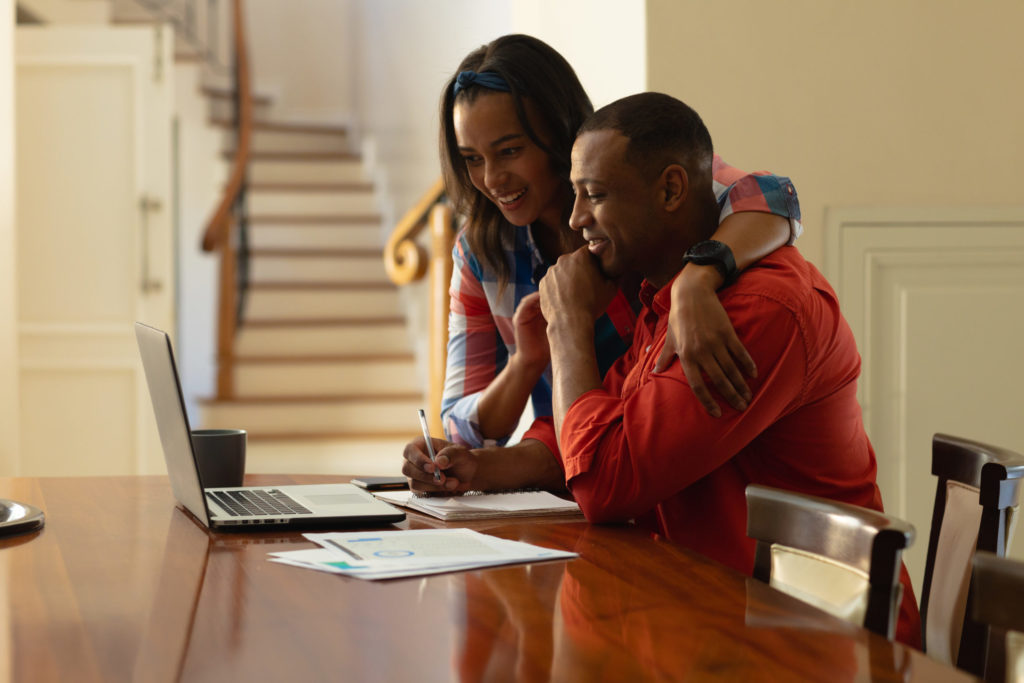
[972,550,1024,683]
[920,433,1024,674]
[745,484,915,640]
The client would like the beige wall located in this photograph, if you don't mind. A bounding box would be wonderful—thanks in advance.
[0,0,19,474]
[246,0,357,124]
[647,0,1024,268]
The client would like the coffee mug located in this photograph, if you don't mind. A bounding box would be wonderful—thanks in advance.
[191,429,246,488]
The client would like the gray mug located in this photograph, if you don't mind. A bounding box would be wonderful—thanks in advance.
[191,429,246,488]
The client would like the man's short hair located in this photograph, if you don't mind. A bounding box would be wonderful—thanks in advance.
[579,92,714,187]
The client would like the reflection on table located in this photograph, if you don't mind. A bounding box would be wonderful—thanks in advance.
[0,475,976,682]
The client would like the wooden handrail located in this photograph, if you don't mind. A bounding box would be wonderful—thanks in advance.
[200,0,252,400]
[201,0,252,254]
[427,203,455,436]
[383,177,445,286]
[383,178,455,435]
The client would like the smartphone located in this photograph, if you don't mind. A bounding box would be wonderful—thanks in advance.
[350,475,409,491]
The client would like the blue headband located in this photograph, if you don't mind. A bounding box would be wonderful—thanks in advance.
[453,70,511,97]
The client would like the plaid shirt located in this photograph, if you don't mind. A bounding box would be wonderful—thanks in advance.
[441,156,802,447]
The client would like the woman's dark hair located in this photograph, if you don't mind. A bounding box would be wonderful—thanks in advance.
[439,34,593,286]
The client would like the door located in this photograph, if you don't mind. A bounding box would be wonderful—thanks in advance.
[826,206,1024,595]
[15,25,174,475]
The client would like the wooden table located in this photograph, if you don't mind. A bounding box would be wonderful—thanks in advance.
[0,475,974,682]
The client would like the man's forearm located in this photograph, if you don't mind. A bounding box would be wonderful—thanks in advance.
[472,438,567,492]
[547,316,604,446]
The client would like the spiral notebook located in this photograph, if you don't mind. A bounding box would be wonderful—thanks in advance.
[372,490,582,521]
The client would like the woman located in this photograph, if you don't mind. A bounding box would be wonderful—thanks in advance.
[438,34,800,449]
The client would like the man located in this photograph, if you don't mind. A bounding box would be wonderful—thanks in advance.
[404,92,920,646]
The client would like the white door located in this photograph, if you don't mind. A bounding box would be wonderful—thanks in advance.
[15,25,174,476]
[827,206,1024,595]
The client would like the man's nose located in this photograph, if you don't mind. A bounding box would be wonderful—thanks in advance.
[569,193,590,232]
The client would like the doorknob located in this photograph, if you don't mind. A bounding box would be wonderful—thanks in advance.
[139,194,164,294]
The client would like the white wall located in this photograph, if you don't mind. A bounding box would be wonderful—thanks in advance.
[246,0,357,125]
[511,0,646,109]
[0,0,18,474]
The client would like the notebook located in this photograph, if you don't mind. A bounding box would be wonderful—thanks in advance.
[373,489,582,521]
[134,322,406,530]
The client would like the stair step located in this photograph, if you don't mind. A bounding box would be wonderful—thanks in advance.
[249,221,383,250]
[212,118,347,134]
[232,355,418,396]
[248,188,377,216]
[242,437,414,475]
[200,394,423,435]
[236,320,409,355]
[249,213,382,224]
[249,182,374,192]
[244,286,401,320]
[225,150,361,161]
[247,156,366,185]
[221,126,350,155]
[249,249,387,284]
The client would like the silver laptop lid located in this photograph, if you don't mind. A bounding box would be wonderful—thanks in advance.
[135,322,212,527]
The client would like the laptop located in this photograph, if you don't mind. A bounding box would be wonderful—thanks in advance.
[134,322,406,529]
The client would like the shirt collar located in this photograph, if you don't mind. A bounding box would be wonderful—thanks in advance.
[643,272,680,317]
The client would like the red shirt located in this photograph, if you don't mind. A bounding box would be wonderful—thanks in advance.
[546,246,921,647]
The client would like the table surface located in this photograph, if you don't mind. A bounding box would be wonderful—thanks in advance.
[0,474,975,682]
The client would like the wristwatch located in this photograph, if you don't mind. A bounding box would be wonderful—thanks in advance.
[682,240,738,287]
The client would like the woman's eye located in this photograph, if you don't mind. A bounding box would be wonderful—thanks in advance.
[462,155,483,166]
[499,146,522,157]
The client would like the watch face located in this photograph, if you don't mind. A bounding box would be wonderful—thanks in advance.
[687,240,726,260]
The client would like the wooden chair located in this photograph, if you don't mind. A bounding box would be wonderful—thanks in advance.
[972,550,1024,682]
[745,484,914,640]
[920,434,1024,675]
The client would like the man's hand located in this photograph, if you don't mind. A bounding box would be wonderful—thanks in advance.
[402,437,478,494]
[539,246,618,325]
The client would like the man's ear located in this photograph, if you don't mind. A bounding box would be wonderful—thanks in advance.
[660,164,688,211]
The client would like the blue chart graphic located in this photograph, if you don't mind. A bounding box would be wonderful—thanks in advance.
[373,549,414,558]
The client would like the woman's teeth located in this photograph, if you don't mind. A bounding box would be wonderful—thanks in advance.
[497,189,526,204]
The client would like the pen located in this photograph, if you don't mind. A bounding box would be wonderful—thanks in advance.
[417,409,442,483]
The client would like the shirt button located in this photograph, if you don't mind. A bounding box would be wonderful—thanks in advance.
[645,345,652,353]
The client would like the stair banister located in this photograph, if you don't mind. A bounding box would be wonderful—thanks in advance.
[200,0,252,399]
[384,179,454,436]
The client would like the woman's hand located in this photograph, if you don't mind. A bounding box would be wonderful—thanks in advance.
[402,436,479,494]
[512,292,550,373]
[653,267,756,417]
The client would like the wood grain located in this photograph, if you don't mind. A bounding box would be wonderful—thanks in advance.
[0,475,976,682]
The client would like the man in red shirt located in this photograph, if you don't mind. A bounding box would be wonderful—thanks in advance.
[404,91,920,646]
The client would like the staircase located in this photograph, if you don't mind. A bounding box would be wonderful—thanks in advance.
[109,0,423,472]
[196,98,423,467]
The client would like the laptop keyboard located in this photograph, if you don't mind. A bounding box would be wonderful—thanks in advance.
[208,489,313,517]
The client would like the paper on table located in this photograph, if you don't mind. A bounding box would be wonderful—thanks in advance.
[268,528,577,580]
[373,490,582,520]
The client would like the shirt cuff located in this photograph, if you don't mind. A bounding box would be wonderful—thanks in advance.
[721,174,801,224]
[559,388,622,482]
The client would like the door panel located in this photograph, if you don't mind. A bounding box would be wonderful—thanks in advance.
[827,208,1024,595]
[15,26,173,475]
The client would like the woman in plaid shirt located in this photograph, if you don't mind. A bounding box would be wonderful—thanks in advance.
[435,34,802,453]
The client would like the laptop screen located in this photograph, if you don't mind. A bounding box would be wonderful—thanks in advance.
[135,322,211,526]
